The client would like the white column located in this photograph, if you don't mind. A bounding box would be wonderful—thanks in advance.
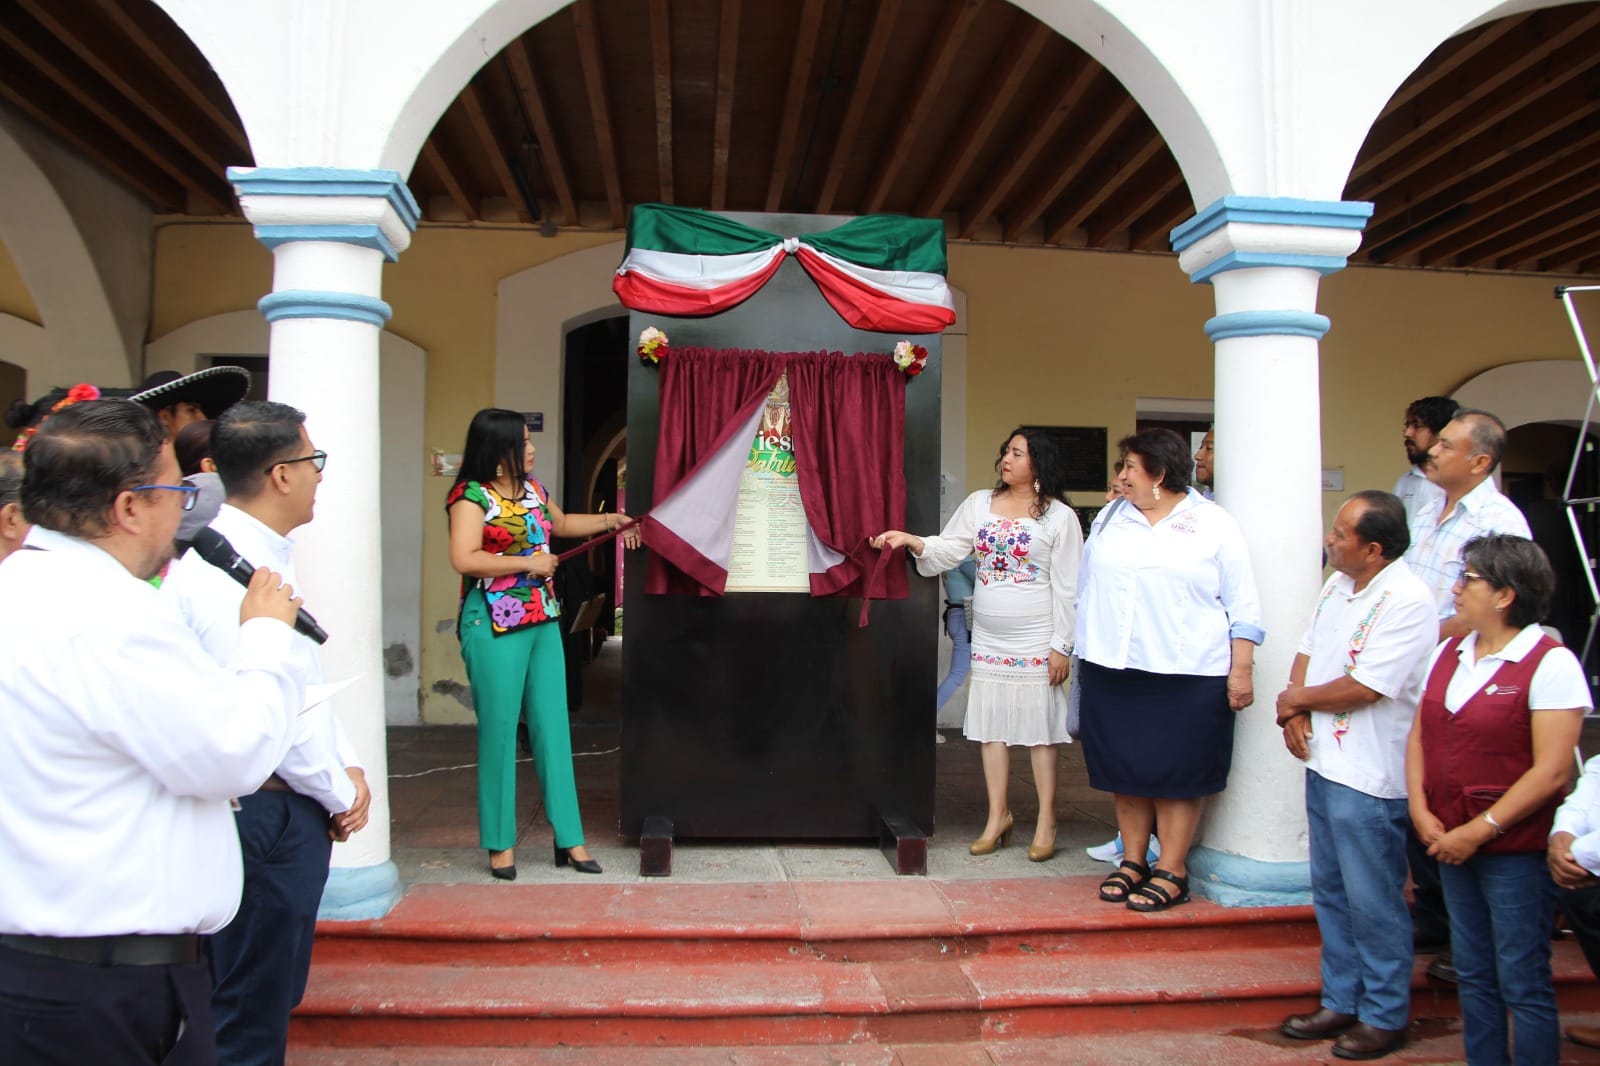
[1171,197,1372,906]
[230,167,419,919]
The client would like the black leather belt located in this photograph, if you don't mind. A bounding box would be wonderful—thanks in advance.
[0,932,201,966]
[257,774,293,793]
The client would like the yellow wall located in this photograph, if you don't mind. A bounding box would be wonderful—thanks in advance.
[148,226,1593,721]
[0,238,40,325]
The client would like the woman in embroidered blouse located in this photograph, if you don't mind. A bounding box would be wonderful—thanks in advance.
[873,427,1081,862]
[1076,428,1262,912]
[1405,535,1588,1065]
[447,408,635,880]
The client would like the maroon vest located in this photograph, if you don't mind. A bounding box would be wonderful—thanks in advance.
[1418,633,1561,854]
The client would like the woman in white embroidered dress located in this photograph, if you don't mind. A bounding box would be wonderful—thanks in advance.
[873,427,1081,861]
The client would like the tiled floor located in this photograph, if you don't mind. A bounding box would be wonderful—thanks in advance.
[388,639,1121,885]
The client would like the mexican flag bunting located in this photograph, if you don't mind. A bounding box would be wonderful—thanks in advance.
[614,204,956,333]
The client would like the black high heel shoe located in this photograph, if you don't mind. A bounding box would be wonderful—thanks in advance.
[488,850,517,881]
[554,845,602,874]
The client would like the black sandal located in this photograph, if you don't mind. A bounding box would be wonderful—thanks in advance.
[1098,859,1151,902]
[1127,868,1190,912]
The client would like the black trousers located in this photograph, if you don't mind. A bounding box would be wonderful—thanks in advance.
[0,943,215,1065]
[1560,882,1600,979]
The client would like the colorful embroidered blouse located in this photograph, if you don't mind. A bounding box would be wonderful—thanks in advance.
[446,478,561,635]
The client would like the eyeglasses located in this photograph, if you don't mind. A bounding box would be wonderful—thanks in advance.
[1450,563,1488,589]
[129,482,200,511]
[264,450,328,476]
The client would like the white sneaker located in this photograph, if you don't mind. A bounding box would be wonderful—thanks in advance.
[1085,834,1123,863]
[934,731,947,744]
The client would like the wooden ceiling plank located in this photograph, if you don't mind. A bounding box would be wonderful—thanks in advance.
[1363,120,1600,251]
[1129,186,1199,251]
[649,0,675,204]
[1353,10,1592,181]
[1000,90,1136,243]
[915,19,1051,219]
[420,137,477,221]
[460,80,531,223]
[0,18,230,211]
[88,0,250,159]
[959,59,1100,240]
[862,0,985,214]
[0,78,181,209]
[1046,126,1165,244]
[1456,199,1600,269]
[1350,23,1600,201]
[572,0,625,228]
[815,0,902,215]
[711,0,741,212]
[18,0,228,176]
[1085,163,1183,247]
[505,38,577,226]
[764,0,827,211]
[1372,18,1521,120]
[1408,159,1600,264]
[1513,214,1600,271]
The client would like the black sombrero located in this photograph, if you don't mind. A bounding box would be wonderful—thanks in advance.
[131,366,252,418]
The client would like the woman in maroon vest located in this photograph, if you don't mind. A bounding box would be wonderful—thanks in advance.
[1406,535,1590,1064]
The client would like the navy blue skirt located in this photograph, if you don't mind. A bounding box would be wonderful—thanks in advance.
[1078,659,1234,798]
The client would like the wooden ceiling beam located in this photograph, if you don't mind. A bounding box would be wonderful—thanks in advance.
[0,65,181,210]
[959,59,1100,240]
[1371,18,1520,120]
[1085,160,1183,248]
[1047,123,1166,245]
[1522,222,1600,273]
[505,38,577,226]
[1456,199,1600,269]
[572,0,625,228]
[1363,120,1600,253]
[420,137,477,221]
[710,0,741,211]
[915,19,1051,219]
[459,81,531,223]
[1412,160,1600,265]
[815,0,901,215]
[649,0,675,205]
[862,0,984,215]
[88,0,250,159]
[1001,88,1136,243]
[0,15,230,211]
[1350,23,1600,201]
[1129,186,1197,252]
[1351,9,1597,184]
[765,0,826,211]
[18,0,229,177]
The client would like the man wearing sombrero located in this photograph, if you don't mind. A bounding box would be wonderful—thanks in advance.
[131,366,252,438]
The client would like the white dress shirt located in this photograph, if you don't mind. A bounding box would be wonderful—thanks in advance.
[1406,477,1531,623]
[162,504,358,814]
[0,528,305,936]
[1075,490,1264,676]
[1298,560,1438,800]
[1553,755,1600,874]
[1393,466,1445,528]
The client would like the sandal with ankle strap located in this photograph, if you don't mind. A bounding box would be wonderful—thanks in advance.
[1098,859,1150,902]
[1127,868,1190,912]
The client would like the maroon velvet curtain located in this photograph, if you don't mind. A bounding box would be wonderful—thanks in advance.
[785,351,907,605]
[645,347,782,595]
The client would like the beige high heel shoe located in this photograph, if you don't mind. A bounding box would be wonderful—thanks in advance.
[969,812,1014,855]
[1028,825,1058,862]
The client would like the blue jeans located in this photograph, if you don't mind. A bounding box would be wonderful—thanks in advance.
[935,605,971,711]
[1438,851,1559,1066]
[1305,771,1412,1030]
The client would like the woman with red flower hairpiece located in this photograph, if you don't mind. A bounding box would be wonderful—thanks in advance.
[446,408,638,881]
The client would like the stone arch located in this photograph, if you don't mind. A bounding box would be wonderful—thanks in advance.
[1452,358,1594,430]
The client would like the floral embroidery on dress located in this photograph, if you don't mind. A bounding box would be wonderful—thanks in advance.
[972,652,1050,668]
[975,517,1038,586]
[446,477,561,636]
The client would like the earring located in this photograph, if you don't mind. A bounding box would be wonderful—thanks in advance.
[1495,604,1504,612]
[1153,485,1161,501]
[495,464,505,477]
[1032,479,1041,495]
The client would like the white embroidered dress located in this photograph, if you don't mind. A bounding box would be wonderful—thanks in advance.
[913,490,1081,745]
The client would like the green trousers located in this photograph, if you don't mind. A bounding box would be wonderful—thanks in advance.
[458,590,585,851]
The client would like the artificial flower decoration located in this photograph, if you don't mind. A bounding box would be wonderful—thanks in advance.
[892,340,928,377]
[10,383,101,451]
[638,326,670,365]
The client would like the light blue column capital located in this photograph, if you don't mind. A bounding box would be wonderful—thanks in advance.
[259,289,392,327]
[229,166,420,262]
[1205,310,1331,341]
[1172,196,1374,284]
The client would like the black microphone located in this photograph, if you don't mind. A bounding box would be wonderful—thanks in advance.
[190,527,330,645]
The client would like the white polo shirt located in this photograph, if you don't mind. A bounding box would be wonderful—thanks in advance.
[1299,559,1439,800]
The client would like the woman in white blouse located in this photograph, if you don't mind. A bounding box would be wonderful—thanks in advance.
[873,428,1081,861]
[1077,428,1263,911]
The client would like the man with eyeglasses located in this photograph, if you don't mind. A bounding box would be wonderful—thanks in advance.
[1401,407,1531,984]
[161,401,367,1066]
[0,399,308,1065]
